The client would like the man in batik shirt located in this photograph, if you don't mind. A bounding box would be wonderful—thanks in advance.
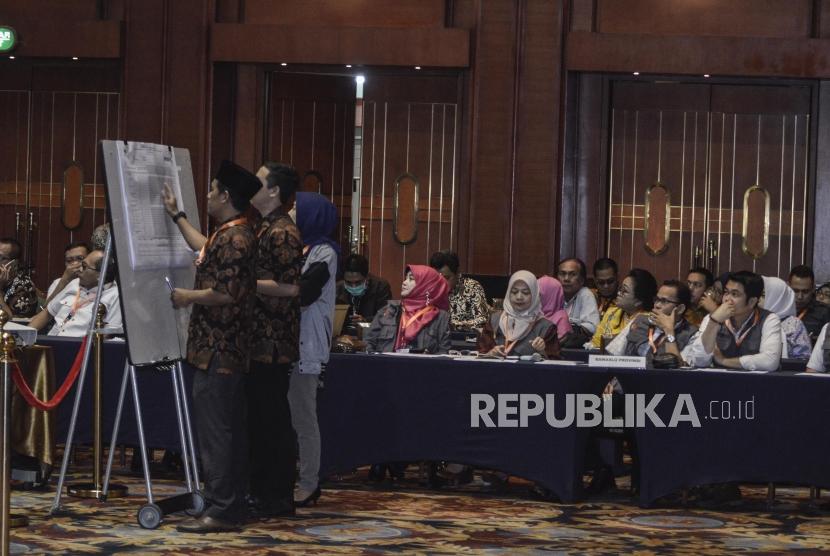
[430,250,488,329]
[246,162,303,518]
[0,237,38,318]
[162,160,259,533]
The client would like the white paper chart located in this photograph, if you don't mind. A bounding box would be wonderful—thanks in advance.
[115,142,194,270]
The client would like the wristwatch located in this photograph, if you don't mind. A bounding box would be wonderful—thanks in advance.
[665,334,676,343]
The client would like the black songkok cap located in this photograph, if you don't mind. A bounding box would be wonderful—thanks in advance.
[215,160,261,201]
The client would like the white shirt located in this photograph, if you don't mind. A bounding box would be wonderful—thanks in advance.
[605,320,632,355]
[563,286,600,334]
[46,278,123,337]
[47,277,61,299]
[682,312,783,372]
[807,323,829,372]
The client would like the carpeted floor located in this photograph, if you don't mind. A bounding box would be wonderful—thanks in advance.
[8,461,830,555]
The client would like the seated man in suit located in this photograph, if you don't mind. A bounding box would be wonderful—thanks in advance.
[28,249,122,336]
[788,264,830,341]
[606,280,698,364]
[684,271,782,371]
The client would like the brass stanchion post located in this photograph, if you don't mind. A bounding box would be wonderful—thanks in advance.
[67,305,127,498]
[1,310,28,556]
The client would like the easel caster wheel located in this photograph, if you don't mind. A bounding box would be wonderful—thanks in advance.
[186,492,206,516]
[138,503,163,529]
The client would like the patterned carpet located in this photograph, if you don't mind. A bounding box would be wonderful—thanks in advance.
[8,462,830,555]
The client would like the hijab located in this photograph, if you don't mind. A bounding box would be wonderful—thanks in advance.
[499,270,543,343]
[395,264,450,350]
[538,275,573,339]
[295,192,341,255]
[761,276,796,319]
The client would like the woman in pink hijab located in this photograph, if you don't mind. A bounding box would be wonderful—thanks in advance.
[538,275,573,340]
[365,264,451,354]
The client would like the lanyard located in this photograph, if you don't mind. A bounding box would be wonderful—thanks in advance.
[647,326,667,354]
[196,217,248,266]
[68,286,100,319]
[724,309,761,347]
[400,306,433,329]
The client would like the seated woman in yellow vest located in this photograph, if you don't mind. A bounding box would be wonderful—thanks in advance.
[587,268,658,349]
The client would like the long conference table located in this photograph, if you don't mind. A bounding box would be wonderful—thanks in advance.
[35,336,830,506]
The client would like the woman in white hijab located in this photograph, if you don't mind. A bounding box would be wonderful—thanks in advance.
[762,276,812,359]
[477,270,560,358]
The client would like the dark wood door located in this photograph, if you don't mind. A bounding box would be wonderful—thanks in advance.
[607,81,811,280]
[0,63,120,293]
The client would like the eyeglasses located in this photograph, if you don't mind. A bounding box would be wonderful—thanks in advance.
[617,287,633,297]
[80,262,100,272]
[595,278,617,287]
[653,296,680,306]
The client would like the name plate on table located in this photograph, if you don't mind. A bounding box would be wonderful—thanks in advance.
[6,321,37,347]
[588,354,646,369]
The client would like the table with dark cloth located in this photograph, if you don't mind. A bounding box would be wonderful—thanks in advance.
[319,353,611,502]
[614,368,830,506]
[39,336,194,452]
[39,336,830,504]
[11,346,57,468]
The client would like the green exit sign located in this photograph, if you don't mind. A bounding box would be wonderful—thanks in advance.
[0,27,17,52]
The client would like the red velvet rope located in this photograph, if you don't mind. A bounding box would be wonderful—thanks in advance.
[10,337,89,411]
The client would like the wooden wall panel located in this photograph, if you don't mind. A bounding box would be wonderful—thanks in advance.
[210,63,236,182]
[510,0,563,275]
[596,0,813,39]
[122,0,213,222]
[210,24,469,67]
[0,91,30,246]
[163,0,213,215]
[606,81,812,283]
[567,31,830,79]
[0,85,119,291]
[243,0,446,27]
[0,0,100,20]
[264,72,355,249]
[357,74,459,289]
[814,81,830,282]
[121,0,165,144]
[465,0,517,275]
[570,0,595,32]
[562,74,609,268]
